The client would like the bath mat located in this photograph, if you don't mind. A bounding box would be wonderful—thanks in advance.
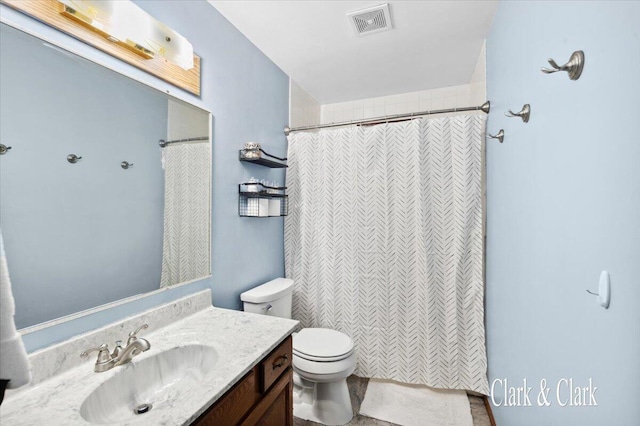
[359,379,473,426]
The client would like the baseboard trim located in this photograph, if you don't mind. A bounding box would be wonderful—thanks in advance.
[484,396,497,426]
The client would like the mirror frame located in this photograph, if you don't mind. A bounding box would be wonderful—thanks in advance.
[0,16,213,335]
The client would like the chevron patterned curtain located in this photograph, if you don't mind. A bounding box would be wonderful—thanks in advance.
[285,114,489,394]
[159,143,210,288]
[160,99,211,288]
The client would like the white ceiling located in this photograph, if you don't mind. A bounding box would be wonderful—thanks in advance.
[209,1,499,104]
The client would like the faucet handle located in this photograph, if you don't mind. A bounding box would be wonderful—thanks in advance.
[81,343,110,361]
[81,343,115,372]
[127,324,149,345]
[111,340,124,359]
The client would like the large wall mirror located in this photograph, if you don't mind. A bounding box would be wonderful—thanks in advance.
[0,22,212,330]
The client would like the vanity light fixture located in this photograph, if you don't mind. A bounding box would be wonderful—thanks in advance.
[57,0,194,70]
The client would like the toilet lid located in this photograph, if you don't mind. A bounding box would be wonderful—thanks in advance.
[293,328,354,360]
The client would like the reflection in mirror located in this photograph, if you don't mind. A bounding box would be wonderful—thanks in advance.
[0,23,211,330]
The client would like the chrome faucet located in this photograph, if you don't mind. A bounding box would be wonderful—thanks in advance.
[81,324,151,373]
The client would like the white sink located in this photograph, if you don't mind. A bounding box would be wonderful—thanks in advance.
[80,344,218,424]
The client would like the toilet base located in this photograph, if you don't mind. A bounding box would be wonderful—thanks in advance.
[293,375,353,426]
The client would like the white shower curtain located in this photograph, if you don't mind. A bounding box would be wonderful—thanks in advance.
[159,143,210,287]
[285,114,489,394]
[160,100,210,288]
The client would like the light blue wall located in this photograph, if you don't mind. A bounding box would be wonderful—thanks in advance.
[133,0,289,312]
[1,0,289,351]
[1,24,166,329]
[486,2,640,425]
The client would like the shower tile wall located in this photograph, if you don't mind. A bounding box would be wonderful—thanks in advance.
[289,79,321,127]
[317,41,486,125]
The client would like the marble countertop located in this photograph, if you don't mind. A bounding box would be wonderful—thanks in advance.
[0,307,298,425]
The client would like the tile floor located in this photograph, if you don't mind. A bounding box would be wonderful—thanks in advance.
[293,375,492,426]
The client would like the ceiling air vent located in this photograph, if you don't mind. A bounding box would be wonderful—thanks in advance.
[347,3,393,37]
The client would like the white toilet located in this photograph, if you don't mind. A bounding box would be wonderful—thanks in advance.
[241,278,356,425]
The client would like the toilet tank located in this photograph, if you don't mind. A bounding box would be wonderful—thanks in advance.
[240,278,294,319]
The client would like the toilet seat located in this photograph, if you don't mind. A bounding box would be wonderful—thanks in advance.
[293,352,356,381]
[292,328,356,379]
[293,348,354,363]
[293,328,354,361]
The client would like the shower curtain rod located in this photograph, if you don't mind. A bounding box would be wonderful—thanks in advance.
[284,101,490,136]
[158,136,209,147]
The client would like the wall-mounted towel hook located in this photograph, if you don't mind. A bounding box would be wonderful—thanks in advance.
[67,154,82,163]
[121,161,134,170]
[488,129,504,143]
[0,144,12,155]
[541,50,584,80]
[587,271,611,308]
[505,104,530,123]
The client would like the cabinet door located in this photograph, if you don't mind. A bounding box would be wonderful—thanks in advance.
[193,336,293,426]
[241,368,293,426]
[194,370,260,426]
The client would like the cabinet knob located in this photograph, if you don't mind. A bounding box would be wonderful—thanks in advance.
[272,354,288,370]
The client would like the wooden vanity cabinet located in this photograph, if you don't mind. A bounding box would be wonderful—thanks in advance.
[194,335,293,426]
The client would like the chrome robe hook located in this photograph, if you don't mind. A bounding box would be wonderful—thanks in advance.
[488,129,504,143]
[67,154,82,163]
[505,104,531,123]
[0,144,12,155]
[541,50,584,80]
[121,161,134,169]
